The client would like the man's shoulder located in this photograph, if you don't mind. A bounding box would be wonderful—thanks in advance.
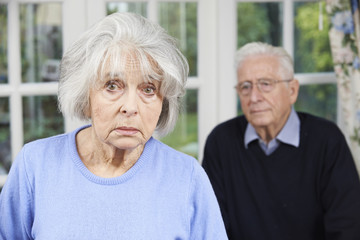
[206,115,247,141]
[214,115,247,130]
[297,112,338,128]
[297,112,344,139]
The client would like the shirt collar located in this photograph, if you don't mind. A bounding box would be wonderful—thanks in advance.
[244,108,300,148]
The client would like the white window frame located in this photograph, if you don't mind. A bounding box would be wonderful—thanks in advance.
[218,0,338,128]
[0,0,88,186]
[0,0,338,186]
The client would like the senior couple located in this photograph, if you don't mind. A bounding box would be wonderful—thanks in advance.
[1,12,360,240]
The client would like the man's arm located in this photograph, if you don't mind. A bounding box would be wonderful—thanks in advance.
[202,132,232,238]
[321,130,360,239]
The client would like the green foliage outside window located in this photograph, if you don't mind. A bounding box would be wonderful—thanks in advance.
[160,90,198,158]
[293,2,337,122]
[106,2,147,16]
[20,4,63,83]
[294,3,333,73]
[0,6,10,175]
[237,3,282,48]
[23,96,64,144]
[159,2,197,76]
[236,2,337,123]
[0,98,10,175]
[0,4,7,84]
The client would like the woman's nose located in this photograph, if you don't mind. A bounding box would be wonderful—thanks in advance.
[120,90,138,117]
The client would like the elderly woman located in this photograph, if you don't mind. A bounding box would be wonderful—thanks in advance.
[0,12,227,239]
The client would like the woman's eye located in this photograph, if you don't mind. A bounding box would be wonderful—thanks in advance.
[105,80,122,91]
[143,87,155,94]
[107,84,117,91]
[141,84,156,95]
[140,83,157,96]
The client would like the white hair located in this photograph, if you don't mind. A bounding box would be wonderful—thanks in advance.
[235,42,294,79]
[58,12,189,137]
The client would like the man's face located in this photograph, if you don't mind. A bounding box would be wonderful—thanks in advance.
[237,55,299,136]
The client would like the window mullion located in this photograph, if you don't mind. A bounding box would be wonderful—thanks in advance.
[197,0,218,161]
[283,0,294,58]
[147,0,157,22]
[8,1,24,161]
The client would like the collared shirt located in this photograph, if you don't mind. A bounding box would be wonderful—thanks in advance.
[244,108,300,155]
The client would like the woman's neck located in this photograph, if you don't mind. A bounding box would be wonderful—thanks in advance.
[76,127,144,178]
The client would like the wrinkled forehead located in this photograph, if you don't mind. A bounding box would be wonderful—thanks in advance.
[98,47,163,82]
[237,54,283,80]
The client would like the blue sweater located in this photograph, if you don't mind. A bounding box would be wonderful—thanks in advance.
[0,126,227,240]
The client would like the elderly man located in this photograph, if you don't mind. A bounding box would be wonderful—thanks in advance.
[202,42,360,240]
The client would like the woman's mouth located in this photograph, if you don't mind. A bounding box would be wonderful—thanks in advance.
[115,127,139,136]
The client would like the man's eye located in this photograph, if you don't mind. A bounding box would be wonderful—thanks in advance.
[259,80,272,86]
[241,83,252,90]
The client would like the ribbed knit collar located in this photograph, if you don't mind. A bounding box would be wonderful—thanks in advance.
[69,125,154,185]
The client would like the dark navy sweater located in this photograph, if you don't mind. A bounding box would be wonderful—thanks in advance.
[202,112,360,240]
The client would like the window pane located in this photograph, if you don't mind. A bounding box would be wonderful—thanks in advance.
[107,2,147,16]
[20,3,62,83]
[294,2,332,73]
[0,4,7,84]
[237,2,283,48]
[294,84,337,122]
[0,97,10,175]
[158,2,198,77]
[160,90,198,159]
[23,95,64,143]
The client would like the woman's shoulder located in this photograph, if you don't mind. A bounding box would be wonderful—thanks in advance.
[24,124,88,151]
[23,126,80,154]
[148,138,213,190]
[147,138,202,174]
[18,126,85,170]
[22,133,69,158]
[150,138,197,163]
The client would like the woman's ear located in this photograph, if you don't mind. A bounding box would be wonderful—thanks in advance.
[83,99,91,118]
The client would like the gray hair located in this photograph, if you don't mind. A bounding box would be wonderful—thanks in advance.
[58,12,189,137]
[235,42,294,79]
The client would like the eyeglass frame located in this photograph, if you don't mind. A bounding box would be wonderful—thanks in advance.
[234,78,293,96]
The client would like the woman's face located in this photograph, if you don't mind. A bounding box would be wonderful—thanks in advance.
[88,58,163,151]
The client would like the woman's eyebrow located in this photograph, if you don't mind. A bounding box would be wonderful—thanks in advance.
[104,72,124,78]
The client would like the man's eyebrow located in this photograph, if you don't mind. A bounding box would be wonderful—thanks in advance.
[238,79,252,83]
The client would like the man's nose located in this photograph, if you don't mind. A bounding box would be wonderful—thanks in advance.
[249,83,263,101]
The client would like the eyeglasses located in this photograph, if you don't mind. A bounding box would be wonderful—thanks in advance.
[234,78,293,96]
